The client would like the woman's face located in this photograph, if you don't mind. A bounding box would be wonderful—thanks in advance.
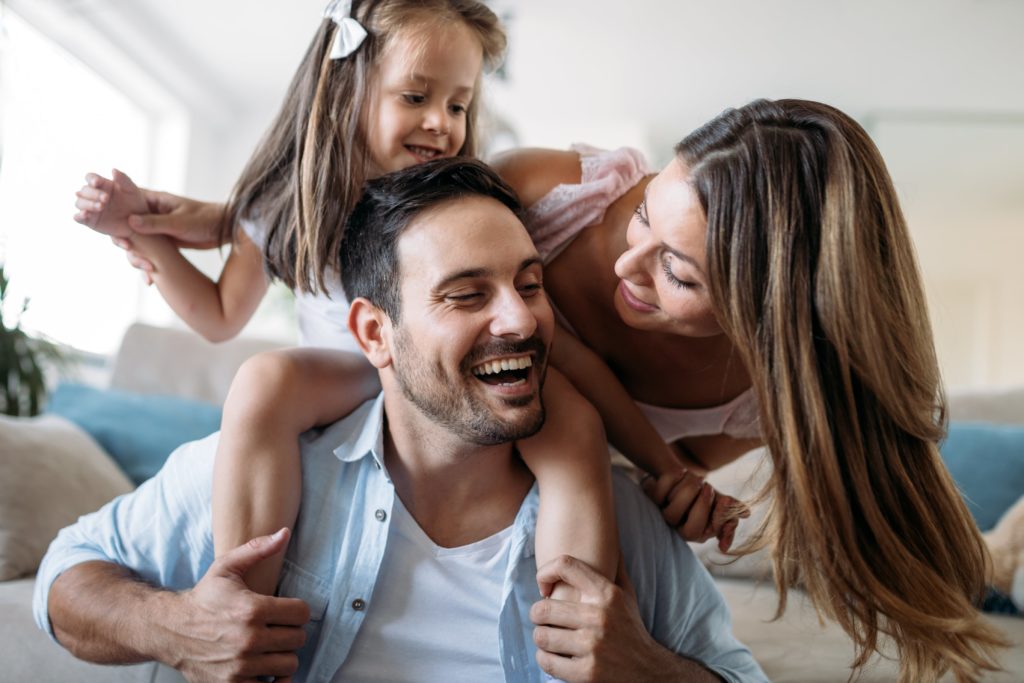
[613,157,723,338]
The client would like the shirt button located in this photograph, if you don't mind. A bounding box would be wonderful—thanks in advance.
[374,509,387,522]
[352,598,366,611]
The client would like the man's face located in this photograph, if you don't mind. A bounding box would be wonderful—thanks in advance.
[387,195,554,445]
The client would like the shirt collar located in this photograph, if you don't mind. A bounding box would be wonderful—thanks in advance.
[331,392,387,472]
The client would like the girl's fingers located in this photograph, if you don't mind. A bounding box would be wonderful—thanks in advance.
[74,210,97,227]
[644,470,687,507]
[718,520,739,552]
[678,483,714,541]
[75,195,105,212]
[85,172,114,191]
[660,472,704,527]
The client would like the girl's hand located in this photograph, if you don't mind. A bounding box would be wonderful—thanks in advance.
[74,171,133,238]
[74,171,226,249]
[642,470,750,552]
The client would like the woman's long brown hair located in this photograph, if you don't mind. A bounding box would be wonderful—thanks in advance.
[224,0,505,294]
[679,99,1007,682]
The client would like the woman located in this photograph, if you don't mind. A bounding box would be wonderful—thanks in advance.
[76,98,1006,681]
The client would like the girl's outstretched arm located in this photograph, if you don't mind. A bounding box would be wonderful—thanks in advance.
[75,169,225,248]
[125,228,268,343]
[516,368,618,599]
[549,326,747,550]
[88,169,267,342]
[212,348,381,595]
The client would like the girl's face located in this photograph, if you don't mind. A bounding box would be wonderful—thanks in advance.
[613,157,723,338]
[363,23,483,176]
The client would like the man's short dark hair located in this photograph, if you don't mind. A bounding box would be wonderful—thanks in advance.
[339,157,524,321]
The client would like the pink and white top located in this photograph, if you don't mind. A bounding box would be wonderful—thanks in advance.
[525,144,761,442]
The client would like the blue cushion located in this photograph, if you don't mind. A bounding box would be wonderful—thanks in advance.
[46,382,221,485]
[940,422,1024,531]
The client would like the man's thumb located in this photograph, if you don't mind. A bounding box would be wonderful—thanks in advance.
[213,527,290,579]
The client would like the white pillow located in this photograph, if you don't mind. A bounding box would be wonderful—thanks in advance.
[0,414,133,581]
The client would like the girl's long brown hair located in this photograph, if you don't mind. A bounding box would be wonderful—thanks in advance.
[224,0,505,294]
[679,99,1007,682]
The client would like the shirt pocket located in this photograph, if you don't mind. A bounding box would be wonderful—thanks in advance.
[278,559,330,622]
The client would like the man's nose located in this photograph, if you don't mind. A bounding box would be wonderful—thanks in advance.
[490,289,538,339]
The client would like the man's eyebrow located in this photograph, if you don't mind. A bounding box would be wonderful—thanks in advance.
[433,257,543,292]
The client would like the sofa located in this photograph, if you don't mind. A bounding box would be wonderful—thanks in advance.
[2,323,1022,682]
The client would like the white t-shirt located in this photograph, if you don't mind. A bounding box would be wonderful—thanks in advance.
[241,216,358,352]
[333,497,511,682]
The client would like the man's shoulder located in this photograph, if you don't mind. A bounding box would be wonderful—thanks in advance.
[609,467,665,530]
[609,467,700,571]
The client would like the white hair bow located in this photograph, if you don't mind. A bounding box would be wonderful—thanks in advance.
[324,0,368,59]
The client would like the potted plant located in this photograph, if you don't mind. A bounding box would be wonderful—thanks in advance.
[0,264,65,416]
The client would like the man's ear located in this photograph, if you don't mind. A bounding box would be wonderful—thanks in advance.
[348,297,393,368]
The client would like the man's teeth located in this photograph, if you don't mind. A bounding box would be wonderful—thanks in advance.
[471,356,533,376]
[408,145,441,159]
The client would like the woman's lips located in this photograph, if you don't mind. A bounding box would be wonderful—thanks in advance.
[618,280,657,313]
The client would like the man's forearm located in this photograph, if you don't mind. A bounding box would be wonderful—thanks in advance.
[49,561,182,667]
[650,648,727,683]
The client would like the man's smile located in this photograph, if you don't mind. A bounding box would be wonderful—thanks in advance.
[470,354,534,387]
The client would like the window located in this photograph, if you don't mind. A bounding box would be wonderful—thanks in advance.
[0,9,181,355]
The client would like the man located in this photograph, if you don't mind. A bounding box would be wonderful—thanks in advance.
[35,158,767,683]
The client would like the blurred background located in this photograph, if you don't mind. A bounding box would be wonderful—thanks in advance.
[1,0,1022,389]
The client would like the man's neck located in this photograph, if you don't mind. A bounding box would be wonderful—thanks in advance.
[380,395,535,549]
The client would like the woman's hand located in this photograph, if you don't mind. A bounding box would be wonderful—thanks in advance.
[642,470,750,552]
[74,170,227,249]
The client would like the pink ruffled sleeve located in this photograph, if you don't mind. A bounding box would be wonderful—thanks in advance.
[525,144,651,263]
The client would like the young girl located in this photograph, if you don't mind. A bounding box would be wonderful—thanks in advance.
[76,0,741,599]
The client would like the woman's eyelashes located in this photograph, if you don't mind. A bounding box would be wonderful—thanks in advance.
[661,258,697,289]
[633,201,650,227]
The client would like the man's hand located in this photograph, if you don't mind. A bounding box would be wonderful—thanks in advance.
[168,528,310,683]
[530,555,721,682]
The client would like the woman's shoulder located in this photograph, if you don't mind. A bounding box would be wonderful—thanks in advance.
[490,148,583,209]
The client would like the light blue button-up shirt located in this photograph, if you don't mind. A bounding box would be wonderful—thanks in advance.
[35,394,767,683]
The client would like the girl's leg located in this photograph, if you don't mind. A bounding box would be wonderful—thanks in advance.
[517,369,619,602]
[212,348,380,595]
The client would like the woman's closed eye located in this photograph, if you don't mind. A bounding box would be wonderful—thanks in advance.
[661,258,697,289]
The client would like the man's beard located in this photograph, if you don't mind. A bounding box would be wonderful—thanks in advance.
[391,329,548,446]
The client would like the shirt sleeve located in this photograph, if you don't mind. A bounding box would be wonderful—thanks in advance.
[612,472,769,683]
[32,434,219,640]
